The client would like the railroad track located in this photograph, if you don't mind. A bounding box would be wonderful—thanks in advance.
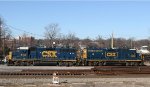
[1,66,150,77]
[0,69,93,76]
[92,66,150,75]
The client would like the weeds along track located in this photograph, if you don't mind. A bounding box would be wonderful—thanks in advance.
[1,66,150,78]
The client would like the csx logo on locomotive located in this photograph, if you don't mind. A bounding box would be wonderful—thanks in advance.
[42,51,57,58]
[106,52,117,57]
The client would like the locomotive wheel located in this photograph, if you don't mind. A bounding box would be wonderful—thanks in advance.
[14,61,20,66]
[103,62,106,66]
[88,62,92,66]
[61,62,66,66]
[26,62,30,66]
[99,62,103,66]
[140,62,144,66]
[94,62,99,66]
[66,62,70,67]
[63,62,68,66]
[134,62,139,66]
[134,63,138,66]
[28,61,34,66]
[81,62,85,66]
[69,62,74,66]
[131,62,134,66]
[7,61,14,66]
[126,62,131,66]
[72,62,74,66]
[20,62,25,66]
[26,62,34,66]
[58,62,62,66]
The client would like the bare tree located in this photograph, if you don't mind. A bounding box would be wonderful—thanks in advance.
[17,33,35,47]
[114,38,127,48]
[18,33,28,46]
[0,17,12,60]
[0,18,12,39]
[95,35,105,48]
[65,32,79,48]
[44,23,60,47]
[81,36,93,48]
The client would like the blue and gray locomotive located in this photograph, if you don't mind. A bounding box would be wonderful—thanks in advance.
[7,47,143,66]
[81,48,143,66]
[8,47,77,66]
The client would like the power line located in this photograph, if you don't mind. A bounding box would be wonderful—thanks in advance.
[6,24,45,38]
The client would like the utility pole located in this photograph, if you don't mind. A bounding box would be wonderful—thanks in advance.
[3,27,5,59]
[0,18,2,49]
[0,18,5,59]
[0,18,3,60]
[130,39,132,49]
[111,32,114,49]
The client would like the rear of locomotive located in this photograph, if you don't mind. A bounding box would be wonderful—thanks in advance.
[7,47,30,66]
[7,47,49,66]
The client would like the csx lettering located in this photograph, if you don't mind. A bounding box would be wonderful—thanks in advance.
[42,51,57,58]
[107,53,116,57]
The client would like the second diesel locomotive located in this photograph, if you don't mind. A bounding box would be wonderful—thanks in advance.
[7,47,144,66]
